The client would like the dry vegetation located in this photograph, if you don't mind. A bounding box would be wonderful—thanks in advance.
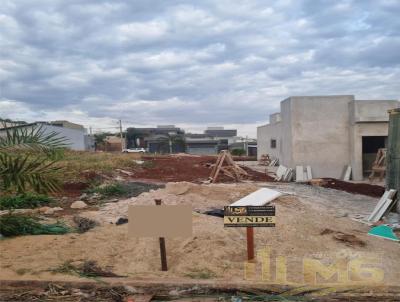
[55,151,142,182]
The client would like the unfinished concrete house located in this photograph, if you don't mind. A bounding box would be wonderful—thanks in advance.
[257,95,399,181]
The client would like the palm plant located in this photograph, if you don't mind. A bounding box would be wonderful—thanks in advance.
[0,123,68,193]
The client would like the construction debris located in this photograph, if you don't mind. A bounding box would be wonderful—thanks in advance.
[116,169,135,176]
[52,260,125,278]
[342,165,352,181]
[259,154,270,166]
[230,188,282,206]
[202,209,224,218]
[295,165,312,182]
[269,158,279,167]
[258,154,278,167]
[368,225,399,242]
[367,189,397,223]
[209,150,248,183]
[369,148,386,181]
[274,165,294,181]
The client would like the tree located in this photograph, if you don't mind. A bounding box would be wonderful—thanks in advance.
[231,148,246,156]
[93,132,113,151]
[158,133,186,153]
[0,123,67,194]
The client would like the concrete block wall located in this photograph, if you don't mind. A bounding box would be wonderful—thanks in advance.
[257,95,399,180]
[289,95,353,178]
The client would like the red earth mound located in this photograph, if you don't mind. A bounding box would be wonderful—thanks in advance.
[135,155,273,183]
[316,178,385,198]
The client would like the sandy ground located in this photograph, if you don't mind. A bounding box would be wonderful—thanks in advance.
[0,182,399,286]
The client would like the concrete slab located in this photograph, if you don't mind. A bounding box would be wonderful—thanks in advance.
[306,166,312,180]
[230,188,282,206]
[296,166,304,182]
[367,189,397,222]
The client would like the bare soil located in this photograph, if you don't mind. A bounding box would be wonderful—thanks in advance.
[129,155,273,183]
[312,178,385,198]
[1,182,399,288]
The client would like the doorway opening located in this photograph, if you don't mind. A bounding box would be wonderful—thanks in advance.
[362,136,387,177]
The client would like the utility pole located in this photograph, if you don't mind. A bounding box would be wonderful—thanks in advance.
[89,126,92,135]
[245,135,249,156]
[119,119,124,152]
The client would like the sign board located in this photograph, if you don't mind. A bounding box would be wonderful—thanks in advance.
[128,205,192,237]
[224,206,275,227]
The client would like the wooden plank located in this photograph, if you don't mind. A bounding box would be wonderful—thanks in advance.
[210,151,223,177]
[211,151,226,183]
[220,167,236,179]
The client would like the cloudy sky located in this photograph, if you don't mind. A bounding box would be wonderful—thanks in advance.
[1,0,399,137]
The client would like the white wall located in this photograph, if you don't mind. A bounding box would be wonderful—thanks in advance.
[257,96,399,180]
[290,95,353,178]
[42,124,86,150]
[257,122,282,160]
[0,124,86,151]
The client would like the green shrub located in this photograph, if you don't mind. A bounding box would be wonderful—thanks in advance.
[0,193,54,210]
[142,160,155,169]
[231,148,246,156]
[184,268,216,279]
[85,183,128,198]
[51,260,123,278]
[0,214,70,237]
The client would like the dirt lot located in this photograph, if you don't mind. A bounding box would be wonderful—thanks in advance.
[1,153,399,301]
[1,182,399,287]
[128,155,272,183]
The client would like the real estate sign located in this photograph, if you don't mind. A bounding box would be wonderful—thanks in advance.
[128,205,192,237]
[224,206,275,227]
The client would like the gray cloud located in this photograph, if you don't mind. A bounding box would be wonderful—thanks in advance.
[0,0,399,136]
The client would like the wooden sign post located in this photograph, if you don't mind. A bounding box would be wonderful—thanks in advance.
[224,205,275,261]
[128,201,192,272]
[154,199,168,271]
[246,227,255,260]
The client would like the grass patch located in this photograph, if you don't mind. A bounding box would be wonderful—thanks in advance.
[85,182,163,199]
[0,215,70,237]
[55,150,142,183]
[142,160,155,169]
[15,268,31,275]
[184,268,216,279]
[73,216,98,233]
[0,193,55,210]
[50,260,123,278]
[85,183,128,198]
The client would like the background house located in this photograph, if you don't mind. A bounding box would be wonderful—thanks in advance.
[228,139,257,156]
[95,135,125,152]
[126,125,185,153]
[185,127,240,155]
[0,121,91,151]
[257,95,399,180]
